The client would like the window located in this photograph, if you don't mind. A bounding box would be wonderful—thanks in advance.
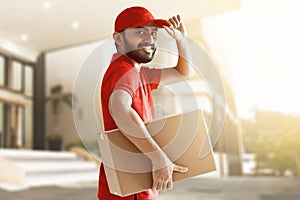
[24,65,33,96]
[0,56,5,86]
[0,103,3,147]
[0,54,35,149]
[11,61,23,91]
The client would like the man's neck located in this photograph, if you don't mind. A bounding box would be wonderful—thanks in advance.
[123,54,142,72]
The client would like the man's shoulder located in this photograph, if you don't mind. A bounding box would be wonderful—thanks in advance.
[102,59,138,85]
[107,58,135,75]
[111,59,132,69]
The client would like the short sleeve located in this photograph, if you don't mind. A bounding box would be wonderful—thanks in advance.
[113,67,140,97]
[141,67,161,90]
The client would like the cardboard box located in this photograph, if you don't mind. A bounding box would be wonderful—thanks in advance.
[98,109,216,197]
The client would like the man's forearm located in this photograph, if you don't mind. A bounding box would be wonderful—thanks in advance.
[175,38,194,78]
[109,90,171,167]
[121,110,171,169]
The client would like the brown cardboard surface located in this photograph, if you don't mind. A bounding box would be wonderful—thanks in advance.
[98,110,216,197]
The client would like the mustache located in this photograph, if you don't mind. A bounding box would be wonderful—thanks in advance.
[137,43,155,49]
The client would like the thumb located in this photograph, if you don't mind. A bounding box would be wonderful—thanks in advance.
[163,25,175,37]
[173,164,188,173]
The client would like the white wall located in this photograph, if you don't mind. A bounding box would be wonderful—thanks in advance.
[45,41,103,148]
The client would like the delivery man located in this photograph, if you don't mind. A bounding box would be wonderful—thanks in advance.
[99,6,195,200]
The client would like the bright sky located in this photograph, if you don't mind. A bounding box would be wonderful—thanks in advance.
[201,0,300,118]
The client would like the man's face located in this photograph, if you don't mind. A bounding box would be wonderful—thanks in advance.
[122,26,158,64]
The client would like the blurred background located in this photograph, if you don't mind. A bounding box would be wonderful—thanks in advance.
[0,0,299,199]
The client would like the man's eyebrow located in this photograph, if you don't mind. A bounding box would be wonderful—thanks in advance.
[136,26,158,31]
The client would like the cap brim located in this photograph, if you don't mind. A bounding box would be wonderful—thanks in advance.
[127,19,171,30]
[149,19,171,28]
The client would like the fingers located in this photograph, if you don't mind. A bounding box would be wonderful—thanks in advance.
[153,180,173,191]
[163,25,174,36]
[173,164,188,173]
[168,14,182,28]
[155,181,163,191]
[161,181,168,191]
[166,14,187,38]
[152,179,171,191]
[152,178,158,190]
[166,180,173,190]
[152,164,187,192]
[177,15,182,23]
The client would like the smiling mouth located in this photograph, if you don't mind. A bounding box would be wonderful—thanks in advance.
[138,43,155,52]
[142,46,154,54]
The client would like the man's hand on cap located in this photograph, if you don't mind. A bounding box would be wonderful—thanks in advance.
[164,15,187,41]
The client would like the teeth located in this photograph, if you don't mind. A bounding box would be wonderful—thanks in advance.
[143,46,153,53]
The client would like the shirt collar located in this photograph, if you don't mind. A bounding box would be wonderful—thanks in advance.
[111,53,133,65]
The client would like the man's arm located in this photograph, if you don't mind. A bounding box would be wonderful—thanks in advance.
[161,15,195,85]
[109,89,188,191]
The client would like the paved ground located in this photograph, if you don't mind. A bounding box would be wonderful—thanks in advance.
[0,177,299,200]
[157,176,300,200]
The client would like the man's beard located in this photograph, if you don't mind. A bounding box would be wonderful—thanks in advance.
[123,37,157,64]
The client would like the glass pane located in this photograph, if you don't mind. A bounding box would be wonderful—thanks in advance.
[0,56,4,86]
[9,105,16,147]
[11,61,22,91]
[0,103,3,147]
[25,101,33,148]
[16,106,23,148]
[25,65,33,96]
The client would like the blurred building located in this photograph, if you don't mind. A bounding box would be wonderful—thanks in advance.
[0,0,242,180]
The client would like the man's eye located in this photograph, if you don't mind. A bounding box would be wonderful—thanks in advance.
[137,31,145,35]
[151,32,158,37]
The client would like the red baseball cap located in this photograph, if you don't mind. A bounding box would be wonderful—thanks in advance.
[114,6,171,32]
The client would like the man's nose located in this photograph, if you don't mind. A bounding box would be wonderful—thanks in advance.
[143,32,155,43]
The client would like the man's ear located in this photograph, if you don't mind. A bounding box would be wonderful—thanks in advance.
[113,32,123,46]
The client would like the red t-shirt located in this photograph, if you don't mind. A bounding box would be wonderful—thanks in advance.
[98,53,161,200]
